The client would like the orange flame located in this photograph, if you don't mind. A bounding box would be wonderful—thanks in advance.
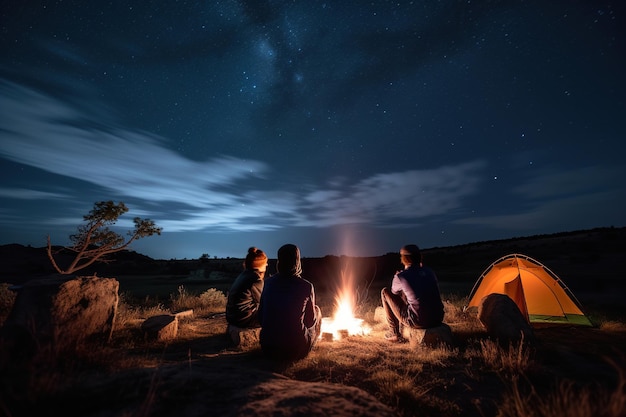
[320,268,371,341]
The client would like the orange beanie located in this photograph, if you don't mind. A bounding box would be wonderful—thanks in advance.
[245,247,268,270]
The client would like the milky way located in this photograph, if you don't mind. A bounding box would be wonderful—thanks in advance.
[0,1,624,259]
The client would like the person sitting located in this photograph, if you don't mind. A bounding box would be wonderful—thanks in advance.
[225,247,268,328]
[258,243,322,360]
[380,244,445,342]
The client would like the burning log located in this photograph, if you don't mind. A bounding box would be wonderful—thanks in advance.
[320,315,370,341]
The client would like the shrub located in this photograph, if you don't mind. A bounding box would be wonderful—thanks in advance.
[198,288,227,311]
[170,285,226,316]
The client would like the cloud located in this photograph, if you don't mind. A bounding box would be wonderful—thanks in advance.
[300,162,486,227]
[0,80,268,200]
[0,187,68,200]
[0,80,487,233]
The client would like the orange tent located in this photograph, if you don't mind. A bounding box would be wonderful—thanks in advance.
[464,254,592,326]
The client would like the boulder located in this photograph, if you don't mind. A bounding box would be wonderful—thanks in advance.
[478,293,534,344]
[1,275,119,353]
[228,324,261,350]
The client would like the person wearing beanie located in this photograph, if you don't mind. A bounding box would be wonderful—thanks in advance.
[226,247,268,328]
[380,244,445,343]
[258,243,322,360]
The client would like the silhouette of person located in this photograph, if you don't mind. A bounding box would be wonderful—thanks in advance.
[380,244,444,342]
[258,243,322,360]
[225,247,268,328]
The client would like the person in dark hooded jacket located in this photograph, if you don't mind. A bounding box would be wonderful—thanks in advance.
[225,247,268,328]
[258,243,321,360]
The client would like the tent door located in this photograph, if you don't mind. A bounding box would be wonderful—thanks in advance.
[504,275,529,322]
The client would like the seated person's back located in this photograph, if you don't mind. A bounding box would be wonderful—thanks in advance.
[225,247,268,328]
[258,244,321,360]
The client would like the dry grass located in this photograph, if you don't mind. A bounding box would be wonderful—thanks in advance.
[464,338,533,375]
[1,284,625,417]
[497,368,626,417]
[268,292,624,417]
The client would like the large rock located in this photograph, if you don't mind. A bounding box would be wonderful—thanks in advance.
[478,293,534,344]
[1,275,119,353]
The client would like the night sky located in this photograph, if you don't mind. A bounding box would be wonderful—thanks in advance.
[1,1,624,260]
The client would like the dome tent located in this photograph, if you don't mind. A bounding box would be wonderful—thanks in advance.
[464,253,592,326]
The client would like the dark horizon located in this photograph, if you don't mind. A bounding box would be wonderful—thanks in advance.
[3,225,622,261]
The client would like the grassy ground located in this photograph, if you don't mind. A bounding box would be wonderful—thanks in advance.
[1,283,624,417]
[1,228,624,415]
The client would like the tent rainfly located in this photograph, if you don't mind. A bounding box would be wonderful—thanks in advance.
[464,253,592,326]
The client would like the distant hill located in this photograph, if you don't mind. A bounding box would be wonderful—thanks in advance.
[422,226,626,281]
[1,227,624,291]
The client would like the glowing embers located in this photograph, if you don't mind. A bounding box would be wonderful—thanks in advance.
[320,278,371,342]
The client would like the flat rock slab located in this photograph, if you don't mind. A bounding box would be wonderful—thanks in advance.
[142,315,178,341]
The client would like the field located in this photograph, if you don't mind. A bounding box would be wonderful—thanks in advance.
[0,227,625,416]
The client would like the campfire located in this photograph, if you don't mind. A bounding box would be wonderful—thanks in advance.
[320,270,372,341]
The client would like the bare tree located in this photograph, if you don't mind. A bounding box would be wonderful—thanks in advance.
[47,201,162,275]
